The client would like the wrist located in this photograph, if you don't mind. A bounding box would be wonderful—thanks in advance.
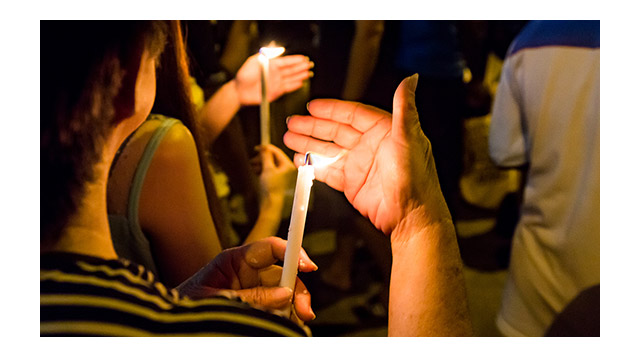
[390,204,454,249]
[228,78,242,109]
[259,192,286,215]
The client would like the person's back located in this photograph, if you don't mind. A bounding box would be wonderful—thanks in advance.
[489,20,600,336]
[40,20,316,337]
[40,251,308,336]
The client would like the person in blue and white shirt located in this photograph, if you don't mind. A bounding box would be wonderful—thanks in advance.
[489,20,600,336]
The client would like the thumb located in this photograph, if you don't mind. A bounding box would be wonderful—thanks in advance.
[392,73,420,143]
[233,286,293,310]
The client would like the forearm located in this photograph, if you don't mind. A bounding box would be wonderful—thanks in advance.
[219,20,254,75]
[198,79,242,145]
[341,21,384,101]
[243,193,286,245]
[388,208,473,336]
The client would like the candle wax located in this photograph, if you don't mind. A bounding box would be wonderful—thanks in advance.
[259,55,270,146]
[279,164,315,292]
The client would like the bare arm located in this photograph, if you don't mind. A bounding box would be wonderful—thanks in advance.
[219,20,255,75]
[389,210,471,336]
[243,145,296,245]
[198,79,242,145]
[138,123,222,288]
[199,54,313,144]
[243,194,286,245]
[284,75,473,336]
[341,20,384,101]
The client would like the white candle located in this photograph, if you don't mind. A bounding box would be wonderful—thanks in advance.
[258,45,285,146]
[279,162,315,293]
[258,53,270,146]
[278,150,346,318]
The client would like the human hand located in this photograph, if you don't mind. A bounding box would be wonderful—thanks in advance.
[234,54,313,105]
[176,237,317,322]
[283,75,451,237]
[250,144,297,201]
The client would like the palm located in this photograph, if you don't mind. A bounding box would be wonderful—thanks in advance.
[284,77,446,235]
[285,104,415,234]
[342,122,404,234]
[235,54,312,105]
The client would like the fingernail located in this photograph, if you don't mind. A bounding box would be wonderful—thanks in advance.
[309,71,314,78]
[306,102,310,111]
[309,61,315,69]
[410,73,419,91]
[307,301,316,320]
[286,115,292,124]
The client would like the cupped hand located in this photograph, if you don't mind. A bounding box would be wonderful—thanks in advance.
[250,144,297,201]
[283,75,451,236]
[176,237,317,322]
[235,54,313,105]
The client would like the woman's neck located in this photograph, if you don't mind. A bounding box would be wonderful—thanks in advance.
[43,150,118,260]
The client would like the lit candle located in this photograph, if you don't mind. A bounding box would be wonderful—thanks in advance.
[258,44,285,146]
[279,150,346,317]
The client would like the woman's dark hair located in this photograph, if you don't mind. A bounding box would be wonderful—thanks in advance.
[151,21,235,248]
[41,20,168,245]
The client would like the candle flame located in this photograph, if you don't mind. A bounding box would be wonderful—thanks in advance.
[305,150,347,168]
[259,43,285,59]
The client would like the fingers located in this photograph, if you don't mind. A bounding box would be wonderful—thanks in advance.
[392,74,421,143]
[278,63,314,81]
[272,55,313,71]
[275,79,306,98]
[255,145,295,172]
[271,54,308,66]
[258,265,284,287]
[293,278,315,321]
[256,263,315,321]
[307,99,390,133]
[243,237,317,272]
[283,131,346,162]
[226,281,315,321]
[290,152,346,193]
[232,286,294,310]
[287,115,362,149]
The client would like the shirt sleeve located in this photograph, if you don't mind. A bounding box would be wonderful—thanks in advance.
[489,56,528,168]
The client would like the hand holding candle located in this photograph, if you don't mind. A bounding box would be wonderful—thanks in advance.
[279,153,314,293]
[278,151,346,317]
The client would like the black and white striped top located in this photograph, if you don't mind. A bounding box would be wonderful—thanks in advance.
[40,253,309,337]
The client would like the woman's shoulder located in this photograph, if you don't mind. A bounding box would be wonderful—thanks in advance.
[149,116,197,164]
[107,115,192,213]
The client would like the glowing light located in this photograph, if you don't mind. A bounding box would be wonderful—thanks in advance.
[306,150,347,168]
[258,42,285,146]
[259,44,285,59]
[278,149,346,318]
